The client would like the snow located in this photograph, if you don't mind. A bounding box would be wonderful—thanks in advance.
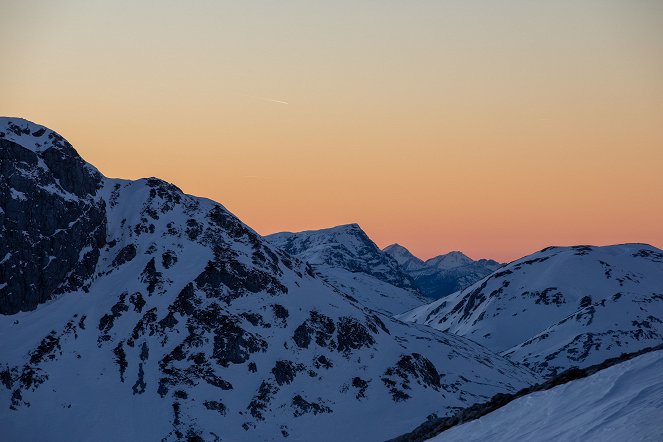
[399,244,663,375]
[266,224,427,315]
[0,117,55,153]
[10,188,27,201]
[428,350,663,442]
[0,132,540,441]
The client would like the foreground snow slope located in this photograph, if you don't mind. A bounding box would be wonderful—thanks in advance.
[428,349,663,442]
[267,225,429,316]
[0,118,539,441]
[399,244,663,376]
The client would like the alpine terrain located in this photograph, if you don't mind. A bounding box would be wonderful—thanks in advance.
[399,244,663,377]
[266,225,429,315]
[0,118,539,441]
[425,348,663,442]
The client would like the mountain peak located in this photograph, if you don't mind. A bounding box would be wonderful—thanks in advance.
[266,225,419,293]
[1,117,71,154]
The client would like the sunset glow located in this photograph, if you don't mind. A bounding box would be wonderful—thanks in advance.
[2,0,662,261]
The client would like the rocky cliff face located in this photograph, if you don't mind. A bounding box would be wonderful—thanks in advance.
[0,119,106,314]
[0,118,539,441]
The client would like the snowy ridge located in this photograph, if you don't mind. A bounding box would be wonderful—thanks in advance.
[398,244,663,376]
[0,118,539,441]
[266,225,429,315]
[426,348,663,442]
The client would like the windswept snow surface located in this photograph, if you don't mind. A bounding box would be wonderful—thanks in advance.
[428,349,663,442]
[398,244,663,376]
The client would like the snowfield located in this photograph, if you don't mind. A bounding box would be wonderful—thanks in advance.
[428,349,663,442]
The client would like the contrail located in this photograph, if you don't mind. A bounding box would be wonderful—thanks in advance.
[241,93,289,105]
[262,98,289,105]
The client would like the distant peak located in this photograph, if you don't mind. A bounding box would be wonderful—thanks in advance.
[383,243,417,257]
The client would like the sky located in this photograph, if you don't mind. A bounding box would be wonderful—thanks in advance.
[2,0,662,262]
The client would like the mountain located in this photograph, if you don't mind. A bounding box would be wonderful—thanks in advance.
[398,244,663,376]
[266,225,429,315]
[425,348,663,442]
[384,244,502,299]
[0,118,539,441]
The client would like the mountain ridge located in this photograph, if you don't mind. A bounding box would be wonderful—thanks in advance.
[0,117,539,441]
[384,243,501,299]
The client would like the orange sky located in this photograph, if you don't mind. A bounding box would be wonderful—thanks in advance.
[2,1,662,262]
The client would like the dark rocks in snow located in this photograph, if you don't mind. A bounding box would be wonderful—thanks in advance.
[112,244,137,268]
[579,295,593,308]
[161,250,178,269]
[194,248,287,303]
[272,360,304,386]
[113,341,128,383]
[132,363,146,394]
[336,317,375,354]
[292,311,336,349]
[129,292,146,313]
[212,315,268,367]
[141,258,163,295]
[382,353,440,402]
[203,400,227,415]
[313,355,333,370]
[248,380,278,420]
[352,377,369,399]
[291,395,332,417]
[0,135,106,314]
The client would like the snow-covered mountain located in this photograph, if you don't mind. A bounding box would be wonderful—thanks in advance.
[0,118,539,441]
[399,245,663,376]
[384,244,501,299]
[426,348,663,442]
[267,225,429,315]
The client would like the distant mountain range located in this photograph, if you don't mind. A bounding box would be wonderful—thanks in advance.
[384,244,502,299]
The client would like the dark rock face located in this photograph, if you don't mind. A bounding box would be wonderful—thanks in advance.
[0,124,106,315]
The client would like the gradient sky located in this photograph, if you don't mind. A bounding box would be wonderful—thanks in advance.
[2,1,662,262]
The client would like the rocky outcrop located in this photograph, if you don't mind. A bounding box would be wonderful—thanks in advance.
[0,119,106,314]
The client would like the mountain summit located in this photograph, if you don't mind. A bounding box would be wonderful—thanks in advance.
[266,225,428,315]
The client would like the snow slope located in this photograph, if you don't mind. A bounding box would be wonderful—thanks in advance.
[384,244,501,299]
[399,245,663,376]
[267,225,429,315]
[428,349,663,442]
[0,118,539,441]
